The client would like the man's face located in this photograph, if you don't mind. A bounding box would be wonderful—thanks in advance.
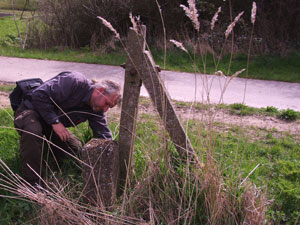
[91,88,119,112]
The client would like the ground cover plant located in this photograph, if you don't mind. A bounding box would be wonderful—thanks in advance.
[0,1,300,224]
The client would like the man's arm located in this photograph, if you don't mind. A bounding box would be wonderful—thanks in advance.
[88,111,112,139]
[31,72,83,141]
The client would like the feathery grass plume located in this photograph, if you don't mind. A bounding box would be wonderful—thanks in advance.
[225,11,244,39]
[232,68,246,77]
[170,39,188,53]
[211,7,221,31]
[129,12,139,32]
[180,0,200,31]
[251,2,257,24]
[97,16,120,40]
[215,70,225,77]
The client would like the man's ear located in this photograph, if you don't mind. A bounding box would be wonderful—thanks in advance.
[96,87,105,95]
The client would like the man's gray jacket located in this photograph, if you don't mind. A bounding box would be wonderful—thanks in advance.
[27,71,112,139]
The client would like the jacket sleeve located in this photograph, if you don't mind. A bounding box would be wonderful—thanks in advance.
[31,88,58,125]
[88,112,112,139]
[31,73,76,125]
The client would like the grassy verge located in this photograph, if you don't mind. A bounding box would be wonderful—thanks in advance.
[0,0,35,11]
[164,98,300,121]
[0,82,15,92]
[0,107,299,224]
[151,49,300,83]
[0,12,300,83]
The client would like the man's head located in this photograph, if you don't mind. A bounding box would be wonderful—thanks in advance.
[89,80,121,112]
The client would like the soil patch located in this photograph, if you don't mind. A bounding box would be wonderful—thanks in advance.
[131,102,300,136]
[0,91,10,108]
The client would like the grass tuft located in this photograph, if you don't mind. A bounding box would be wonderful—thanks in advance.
[279,109,299,121]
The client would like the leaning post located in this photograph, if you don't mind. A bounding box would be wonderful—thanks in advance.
[140,51,195,158]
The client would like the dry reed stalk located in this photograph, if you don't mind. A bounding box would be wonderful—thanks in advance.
[211,7,222,31]
[155,0,167,70]
[241,182,267,225]
[180,0,200,32]
[202,162,226,225]
[0,106,14,120]
[216,68,246,105]
[97,16,120,40]
[0,158,139,224]
[243,2,258,103]
[225,11,244,39]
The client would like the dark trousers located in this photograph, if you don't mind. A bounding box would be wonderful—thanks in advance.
[14,105,82,185]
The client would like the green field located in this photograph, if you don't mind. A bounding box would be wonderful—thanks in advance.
[0,106,299,224]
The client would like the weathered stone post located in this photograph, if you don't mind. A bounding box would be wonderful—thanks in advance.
[82,138,119,207]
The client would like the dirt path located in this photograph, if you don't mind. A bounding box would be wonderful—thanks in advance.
[1,84,299,135]
[0,91,10,108]
[137,103,300,135]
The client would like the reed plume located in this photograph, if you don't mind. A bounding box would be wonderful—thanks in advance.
[97,16,120,40]
[180,0,200,32]
[225,11,244,39]
[211,7,221,31]
[129,12,140,32]
[251,2,257,24]
[170,39,188,53]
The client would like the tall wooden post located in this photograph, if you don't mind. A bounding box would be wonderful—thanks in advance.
[118,27,146,191]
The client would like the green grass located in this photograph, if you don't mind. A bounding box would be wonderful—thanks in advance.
[172,100,300,120]
[151,49,300,83]
[227,103,300,121]
[0,83,15,92]
[0,107,299,223]
[0,13,24,47]
[279,108,299,121]
[0,46,127,65]
[0,0,35,10]
[0,12,299,83]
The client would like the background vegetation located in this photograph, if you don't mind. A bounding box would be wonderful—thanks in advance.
[16,0,300,55]
[0,0,300,82]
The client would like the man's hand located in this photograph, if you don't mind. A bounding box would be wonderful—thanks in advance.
[52,122,70,142]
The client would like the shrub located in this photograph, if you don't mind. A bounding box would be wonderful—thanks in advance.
[229,103,255,116]
[266,106,278,113]
[279,109,299,121]
[26,0,300,54]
